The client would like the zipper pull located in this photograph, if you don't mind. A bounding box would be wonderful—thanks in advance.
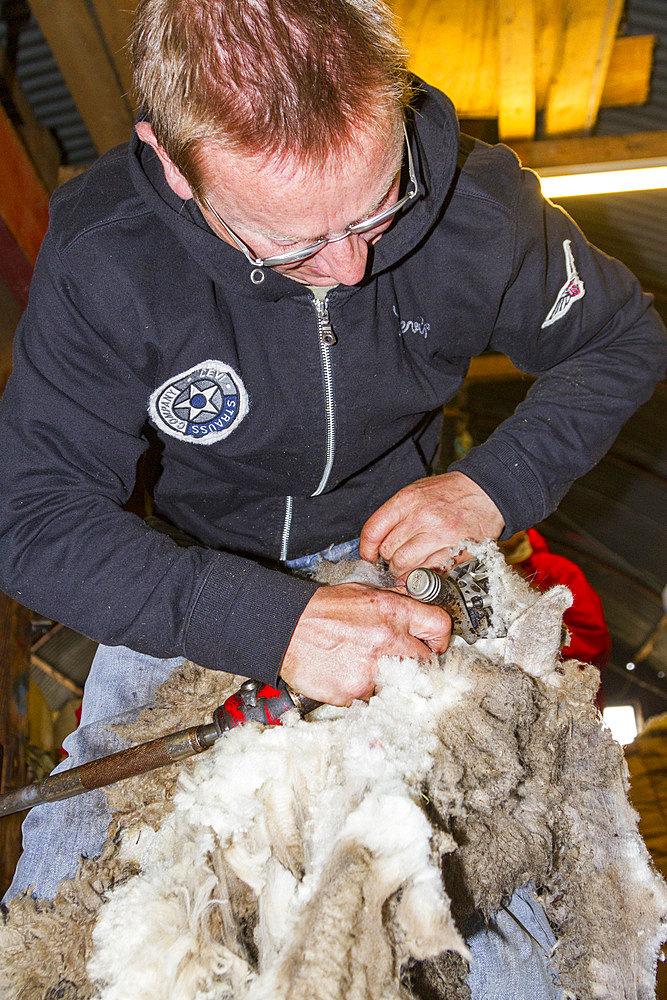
[315,298,337,346]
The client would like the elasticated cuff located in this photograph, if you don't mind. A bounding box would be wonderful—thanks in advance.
[184,552,320,685]
[450,441,547,540]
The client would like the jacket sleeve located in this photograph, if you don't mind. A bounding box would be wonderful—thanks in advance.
[0,233,318,684]
[450,161,667,536]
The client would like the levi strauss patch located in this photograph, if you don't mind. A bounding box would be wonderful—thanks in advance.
[541,239,585,328]
[149,360,249,445]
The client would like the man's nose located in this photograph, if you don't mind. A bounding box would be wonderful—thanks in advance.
[314,234,369,285]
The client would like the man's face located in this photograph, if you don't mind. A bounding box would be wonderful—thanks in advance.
[195,121,403,286]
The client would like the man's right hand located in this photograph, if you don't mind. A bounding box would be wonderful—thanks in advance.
[279,583,452,706]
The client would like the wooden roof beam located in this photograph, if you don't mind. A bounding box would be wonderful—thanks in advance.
[601,34,656,108]
[0,40,61,192]
[509,131,667,170]
[27,0,135,154]
[497,0,536,140]
[89,0,136,99]
[0,101,49,308]
[544,0,625,136]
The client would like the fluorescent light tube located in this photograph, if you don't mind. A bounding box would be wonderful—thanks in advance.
[538,164,667,198]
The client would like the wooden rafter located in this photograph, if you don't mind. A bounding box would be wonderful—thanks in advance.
[509,130,667,169]
[390,0,654,141]
[0,40,60,192]
[89,0,136,98]
[601,34,656,108]
[497,0,535,140]
[0,593,30,895]
[0,101,49,307]
[30,654,84,699]
[544,0,625,136]
[27,0,135,154]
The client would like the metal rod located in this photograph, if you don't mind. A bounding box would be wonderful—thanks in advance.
[0,722,220,818]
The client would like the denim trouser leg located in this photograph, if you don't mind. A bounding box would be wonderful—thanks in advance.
[3,647,184,902]
[466,887,562,999]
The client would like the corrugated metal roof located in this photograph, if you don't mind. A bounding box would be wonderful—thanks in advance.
[0,1,96,164]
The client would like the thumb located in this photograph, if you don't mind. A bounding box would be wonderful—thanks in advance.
[405,599,452,655]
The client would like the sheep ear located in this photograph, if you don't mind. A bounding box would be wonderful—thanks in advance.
[503,585,573,677]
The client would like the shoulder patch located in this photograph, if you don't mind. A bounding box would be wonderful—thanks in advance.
[541,239,585,329]
[148,360,249,445]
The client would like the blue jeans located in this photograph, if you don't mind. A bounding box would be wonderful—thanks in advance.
[4,540,562,998]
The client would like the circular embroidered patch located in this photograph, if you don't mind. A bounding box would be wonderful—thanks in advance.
[148,360,249,445]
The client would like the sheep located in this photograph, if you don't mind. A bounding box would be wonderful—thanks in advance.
[1,542,666,1000]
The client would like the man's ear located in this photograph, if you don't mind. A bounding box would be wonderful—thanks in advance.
[135,121,194,200]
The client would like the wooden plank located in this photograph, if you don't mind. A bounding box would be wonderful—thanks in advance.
[394,0,652,123]
[0,270,24,395]
[0,214,33,312]
[601,34,655,107]
[509,130,667,169]
[30,623,65,656]
[27,0,134,154]
[544,0,625,136]
[0,40,61,191]
[497,0,535,140]
[467,354,525,381]
[90,0,136,98]
[396,0,498,118]
[0,593,31,897]
[57,164,91,187]
[0,101,49,268]
[534,0,562,110]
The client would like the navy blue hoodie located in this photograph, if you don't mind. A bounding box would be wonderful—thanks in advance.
[0,82,665,683]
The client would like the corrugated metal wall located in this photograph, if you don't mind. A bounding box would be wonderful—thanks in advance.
[0,0,96,163]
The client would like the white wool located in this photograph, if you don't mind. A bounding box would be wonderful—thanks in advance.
[89,648,470,998]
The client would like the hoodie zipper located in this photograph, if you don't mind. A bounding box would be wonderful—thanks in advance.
[280,296,337,561]
[311,296,337,496]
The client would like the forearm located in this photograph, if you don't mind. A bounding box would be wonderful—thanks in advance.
[0,487,318,684]
[452,299,666,536]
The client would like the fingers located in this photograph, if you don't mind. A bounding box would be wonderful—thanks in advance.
[359,488,413,563]
[363,515,461,580]
[360,476,458,566]
[360,472,505,578]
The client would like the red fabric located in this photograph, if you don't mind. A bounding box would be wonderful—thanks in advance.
[60,701,83,759]
[519,529,611,672]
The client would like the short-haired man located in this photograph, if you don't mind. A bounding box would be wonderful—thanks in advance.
[1,0,665,994]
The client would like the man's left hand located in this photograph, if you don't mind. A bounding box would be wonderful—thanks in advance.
[359,471,505,581]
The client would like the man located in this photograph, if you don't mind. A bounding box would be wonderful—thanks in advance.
[0,0,665,994]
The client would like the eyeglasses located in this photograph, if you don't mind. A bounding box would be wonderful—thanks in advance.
[201,122,420,268]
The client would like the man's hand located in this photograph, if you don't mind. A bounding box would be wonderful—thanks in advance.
[359,471,504,581]
[279,583,451,706]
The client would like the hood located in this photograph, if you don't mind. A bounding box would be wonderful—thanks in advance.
[128,79,461,303]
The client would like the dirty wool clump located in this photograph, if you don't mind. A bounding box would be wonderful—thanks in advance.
[1,542,666,1000]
